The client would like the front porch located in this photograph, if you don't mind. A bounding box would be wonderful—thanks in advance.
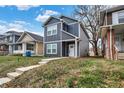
[62,39,79,57]
[13,42,36,56]
[0,44,9,55]
[101,23,124,60]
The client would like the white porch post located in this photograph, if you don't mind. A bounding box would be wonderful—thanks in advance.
[9,45,12,54]
[22,42,26,56]
[75,39,78,58]
[35,42,38,56]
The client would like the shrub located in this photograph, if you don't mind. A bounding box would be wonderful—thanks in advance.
[77,74,104,88]
[66,77,76,88]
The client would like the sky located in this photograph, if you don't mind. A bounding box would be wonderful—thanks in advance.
[0,5,75,36]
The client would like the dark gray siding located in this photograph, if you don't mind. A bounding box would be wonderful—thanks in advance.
[15,35,20,42]
[67,23,79,37]
[46,18,60,25]
[44,42,62,57]
[44,23,61,42]
[62,32,75,40]
[79,26,89,56]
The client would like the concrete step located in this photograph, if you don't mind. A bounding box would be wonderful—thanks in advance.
[16,65,40,73]
[41,58,63,62]
[7,72,22,79]
[38,61,49,65]
[0,77,11,85]
[118,53,124,60]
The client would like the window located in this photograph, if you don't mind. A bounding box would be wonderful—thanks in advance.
[27,44,34,51]
[9,36,12,41]
[46,44,57,54]
[47,25,57,36]
[118,10,124,23]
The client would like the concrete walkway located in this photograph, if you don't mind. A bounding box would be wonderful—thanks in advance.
[0,57,63,86]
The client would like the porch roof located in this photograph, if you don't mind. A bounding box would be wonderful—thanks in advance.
[100,23,124,38]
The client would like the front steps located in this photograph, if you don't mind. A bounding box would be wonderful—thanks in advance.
[118,52,124,60]
[0,77,11,85]
[0,57,64,86]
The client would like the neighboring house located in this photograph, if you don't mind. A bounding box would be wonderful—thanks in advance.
[0,31,43,56]
[0,31,22,55]
[43,15,89,57]
[100,5,124,60]
[17,32,43,56]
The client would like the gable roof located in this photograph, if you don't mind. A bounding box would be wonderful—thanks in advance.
[43,15,78,26]
[17,31,43,42]
[26,32,43,41]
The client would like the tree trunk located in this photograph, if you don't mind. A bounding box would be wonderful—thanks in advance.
[94,41,98,56]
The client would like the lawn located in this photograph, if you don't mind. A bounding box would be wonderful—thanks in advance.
[1,57,124,88]
[0,56,42,78]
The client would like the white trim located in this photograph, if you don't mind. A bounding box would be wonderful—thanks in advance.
[43,34,45,56]
[17,32,25,42]
[75,39,78,58]
[68,22,79,25]
[27,33,36,41]
[47,24,57,36]
[44,22,61,27]
[79,23,81,56]
[17,32,36,43]
[60,21,63,57]
[46,43,57,54]
[44,39,76,43]
[43,16,61,26]
[100,23,124,28]
[44,40,61,43]
[62,39,76,42]
[62,30,77,38]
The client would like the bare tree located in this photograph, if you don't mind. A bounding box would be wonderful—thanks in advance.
[74,5,107,56]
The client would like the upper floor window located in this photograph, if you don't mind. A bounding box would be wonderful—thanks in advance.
[112,10,124,24]
[9,36,12,41]
[118,10,124,23]
[47,25,57,36]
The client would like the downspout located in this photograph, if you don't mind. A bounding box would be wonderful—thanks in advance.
[105,10,108,26]
[60,19,63,57]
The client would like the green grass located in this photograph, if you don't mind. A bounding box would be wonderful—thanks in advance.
[0,56,42,78]
[1,58,124,88]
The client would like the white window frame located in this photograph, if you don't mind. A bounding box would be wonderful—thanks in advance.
[46,43,57,54]
[118,10,124,24]
[47,25,57,36]
[9,36,12,41]
[112,10,124,24]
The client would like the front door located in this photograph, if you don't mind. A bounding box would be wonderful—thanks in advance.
[69,44,75,57]
[115,34,122,51]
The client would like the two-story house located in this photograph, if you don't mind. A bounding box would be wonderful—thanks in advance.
[0,31,43,56]
[100,5,124,60]
[43,15,89,57]
[0,31,21,55]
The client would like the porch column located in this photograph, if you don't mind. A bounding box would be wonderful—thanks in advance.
[110,26,113,60]
[9,45,12,54]
[75,39,78,58]
[36,42,38,56]
[22,42,26,56]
